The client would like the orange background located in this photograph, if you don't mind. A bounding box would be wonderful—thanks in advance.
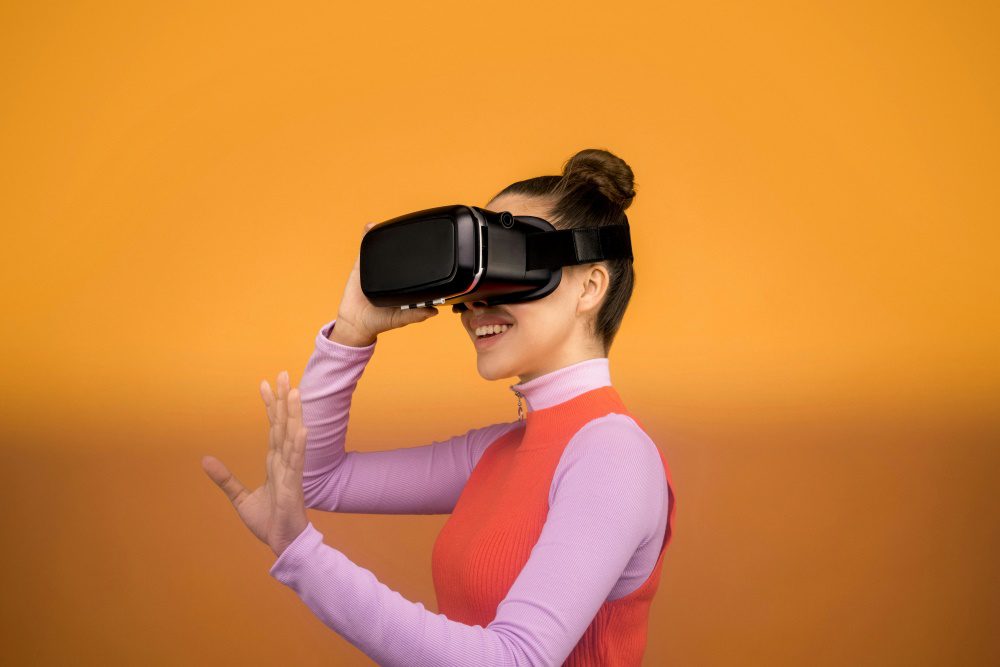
[1,1,997,664]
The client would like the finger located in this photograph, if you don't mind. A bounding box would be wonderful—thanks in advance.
[277,371,289,417]
[281,426,308,489]
[263,379,283,453]
[260,380,275,426]
[274,371,288,448]
[202,455,250,507]
[280,394,296,468]
[285,386,303,454]
[281,390,298,461]
[395,306,438,328]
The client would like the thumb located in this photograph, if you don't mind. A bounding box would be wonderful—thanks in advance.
[401,306,439,324]
[202,455,249,507]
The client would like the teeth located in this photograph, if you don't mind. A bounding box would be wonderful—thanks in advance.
[475,324,512,337]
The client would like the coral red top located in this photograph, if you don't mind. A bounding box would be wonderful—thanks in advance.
[432,384,676,666]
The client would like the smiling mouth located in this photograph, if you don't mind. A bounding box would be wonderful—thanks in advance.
[473,323,514,343]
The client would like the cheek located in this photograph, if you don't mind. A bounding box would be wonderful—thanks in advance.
[510,317,568,348]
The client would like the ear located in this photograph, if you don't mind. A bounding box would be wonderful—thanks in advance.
[575,263,610,316]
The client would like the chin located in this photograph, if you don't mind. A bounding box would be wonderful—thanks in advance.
[475,355,517,382]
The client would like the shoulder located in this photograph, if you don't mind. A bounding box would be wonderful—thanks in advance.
[566,412,662,469]
[551,413,667,509]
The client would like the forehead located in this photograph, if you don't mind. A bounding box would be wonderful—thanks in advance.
[486,193,554,220]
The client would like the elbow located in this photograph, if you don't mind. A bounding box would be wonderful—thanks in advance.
[488,626,557,667]
[300,476,339,512]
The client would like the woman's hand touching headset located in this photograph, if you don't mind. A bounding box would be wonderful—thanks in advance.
[331,221,440,347]
[202,370,310,558]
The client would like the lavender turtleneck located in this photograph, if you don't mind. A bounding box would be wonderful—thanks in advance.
[267,317,669,666]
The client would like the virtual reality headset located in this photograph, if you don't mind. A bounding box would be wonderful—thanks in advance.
[359,204,633,313]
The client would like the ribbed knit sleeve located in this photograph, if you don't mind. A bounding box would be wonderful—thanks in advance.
[268,412,668,666]
[298,318,520,514]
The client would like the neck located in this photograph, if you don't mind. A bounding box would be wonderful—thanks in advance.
[509,357,612,413]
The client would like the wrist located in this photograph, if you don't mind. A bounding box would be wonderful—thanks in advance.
[271,519,311,558]
[328,319,376,347]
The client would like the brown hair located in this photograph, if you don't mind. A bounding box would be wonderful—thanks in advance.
[488,148,637,354]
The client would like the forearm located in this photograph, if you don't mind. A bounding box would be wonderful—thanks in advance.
[270,523,519,666]
[298,319,376,485]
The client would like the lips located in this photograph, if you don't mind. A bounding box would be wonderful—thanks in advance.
[473,323,513,348]
[471,316,515,328]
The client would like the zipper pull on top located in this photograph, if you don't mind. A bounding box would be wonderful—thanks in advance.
[513,389,525,422]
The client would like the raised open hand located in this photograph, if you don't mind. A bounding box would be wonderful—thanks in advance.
[202,370,310,558]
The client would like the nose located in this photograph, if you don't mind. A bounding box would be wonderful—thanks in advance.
[456,300,490,315]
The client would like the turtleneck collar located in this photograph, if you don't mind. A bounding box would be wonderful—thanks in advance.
[508,357,612,413]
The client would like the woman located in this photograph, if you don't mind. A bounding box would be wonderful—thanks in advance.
[203,148,676,666]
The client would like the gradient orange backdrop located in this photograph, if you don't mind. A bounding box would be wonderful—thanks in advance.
[1,1,997,665]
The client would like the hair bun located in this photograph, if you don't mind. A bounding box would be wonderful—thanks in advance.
[561,148,636,210]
